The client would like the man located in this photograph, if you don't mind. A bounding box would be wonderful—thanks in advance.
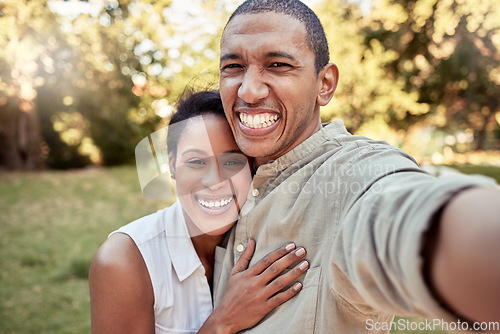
[213,0,500,333]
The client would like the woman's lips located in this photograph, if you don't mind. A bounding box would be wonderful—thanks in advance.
[196,195,233,209]
[193,194,236,216]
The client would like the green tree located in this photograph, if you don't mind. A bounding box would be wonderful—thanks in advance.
[316,0,430,136]
[0,0,234,169]
[366,0,500,151]
[0,0,57,169]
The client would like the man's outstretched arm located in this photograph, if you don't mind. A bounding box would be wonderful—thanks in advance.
[425,186,500,323]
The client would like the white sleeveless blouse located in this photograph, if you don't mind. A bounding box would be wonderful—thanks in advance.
[110,202,213,333]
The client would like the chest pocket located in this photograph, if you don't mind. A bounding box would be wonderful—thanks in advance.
[244,266,322,333]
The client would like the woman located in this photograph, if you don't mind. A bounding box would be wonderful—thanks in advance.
[89,90,309,334]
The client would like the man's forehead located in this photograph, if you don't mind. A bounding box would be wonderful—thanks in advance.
[220,12,308,56]
[222,12,306,43]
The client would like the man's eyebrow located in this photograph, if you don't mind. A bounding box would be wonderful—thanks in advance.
[220,53,242,62]
[265,51,296,61]
[220,51,297,62]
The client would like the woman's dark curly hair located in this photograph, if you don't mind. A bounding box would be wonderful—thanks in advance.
[166,89,226,157]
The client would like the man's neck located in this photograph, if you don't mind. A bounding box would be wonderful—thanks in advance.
[254,121,322,168]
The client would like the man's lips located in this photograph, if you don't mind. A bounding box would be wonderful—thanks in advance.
[238,112,279,129]
[234,108,282,136]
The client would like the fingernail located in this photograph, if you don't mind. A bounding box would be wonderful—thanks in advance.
[292,282,302,292]
[299,260,309,270]
[295,247,305,257]
[285,243,295,251]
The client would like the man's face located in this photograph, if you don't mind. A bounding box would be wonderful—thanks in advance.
[219,12,324,166]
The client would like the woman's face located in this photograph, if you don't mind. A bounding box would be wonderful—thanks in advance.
[173,115,252,236]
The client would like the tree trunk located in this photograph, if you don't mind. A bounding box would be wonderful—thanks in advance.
[0,97,44,170]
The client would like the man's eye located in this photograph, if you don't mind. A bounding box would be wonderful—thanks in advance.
[221,63,243,71]
[270,62,291,68]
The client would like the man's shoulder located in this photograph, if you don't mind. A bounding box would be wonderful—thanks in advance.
[321,129,413,164]
[321,121,392,149]
[313,128,422,180]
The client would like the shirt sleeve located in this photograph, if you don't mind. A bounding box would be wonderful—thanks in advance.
[330,143,498,321]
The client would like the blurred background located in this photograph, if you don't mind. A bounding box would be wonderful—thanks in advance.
[0,0,499,333]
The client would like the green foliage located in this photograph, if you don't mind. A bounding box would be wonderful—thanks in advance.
[1,0,498,170]
[0,0,235,169]
[365,0,500,150]
[317,0,430,133]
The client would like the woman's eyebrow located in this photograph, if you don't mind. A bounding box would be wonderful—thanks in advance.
[181,148,207,157]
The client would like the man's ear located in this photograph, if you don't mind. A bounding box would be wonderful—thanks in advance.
[168,152,176,179]
[316,63,339,107]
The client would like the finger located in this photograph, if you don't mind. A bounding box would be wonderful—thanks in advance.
[264,260,309,296]
[231,238,256,274]
[266,282,303,311]
[247,242,296,275]
[259,247,307,282]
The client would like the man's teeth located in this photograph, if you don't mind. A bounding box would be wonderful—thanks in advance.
[239,113,279,129]
[198,197,233,209]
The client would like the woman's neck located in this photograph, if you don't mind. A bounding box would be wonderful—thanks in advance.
[190,233,225,291]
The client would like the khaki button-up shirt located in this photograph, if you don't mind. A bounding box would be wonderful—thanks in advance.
[213,120,496,333]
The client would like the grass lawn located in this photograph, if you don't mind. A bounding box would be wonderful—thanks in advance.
[0,166,170,333]
[0,164,498,333]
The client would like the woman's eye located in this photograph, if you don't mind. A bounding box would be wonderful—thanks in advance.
[224,159,245,166]
[186,159,206,166]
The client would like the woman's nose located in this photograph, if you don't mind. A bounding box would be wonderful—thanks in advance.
[201,163,223,188]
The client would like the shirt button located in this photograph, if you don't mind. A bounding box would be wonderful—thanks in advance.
[252,188,260,197]
[236,243,245,253]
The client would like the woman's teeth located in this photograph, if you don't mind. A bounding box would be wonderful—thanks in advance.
[239,113,279,129]
[198,197,233,209]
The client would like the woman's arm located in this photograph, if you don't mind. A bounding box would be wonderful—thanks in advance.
[198,239,309,334]
[89,233,155,334]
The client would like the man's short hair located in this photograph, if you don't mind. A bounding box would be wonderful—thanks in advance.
[226,0,330,75]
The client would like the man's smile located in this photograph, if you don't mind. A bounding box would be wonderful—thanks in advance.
[238,112,280,129]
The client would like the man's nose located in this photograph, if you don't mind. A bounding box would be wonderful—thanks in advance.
[238,68,269,104]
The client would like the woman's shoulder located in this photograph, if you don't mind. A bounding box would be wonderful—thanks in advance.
[90,202,182,288]
[90,232,148,278]
[111,201,183,245]
[89,233,155,332]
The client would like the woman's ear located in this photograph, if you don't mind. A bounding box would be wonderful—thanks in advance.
[168,152,176,179]
[316,63,339,107]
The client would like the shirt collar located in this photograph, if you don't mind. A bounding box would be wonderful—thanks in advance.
[165,201,204,282]
[257,119,348,176]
